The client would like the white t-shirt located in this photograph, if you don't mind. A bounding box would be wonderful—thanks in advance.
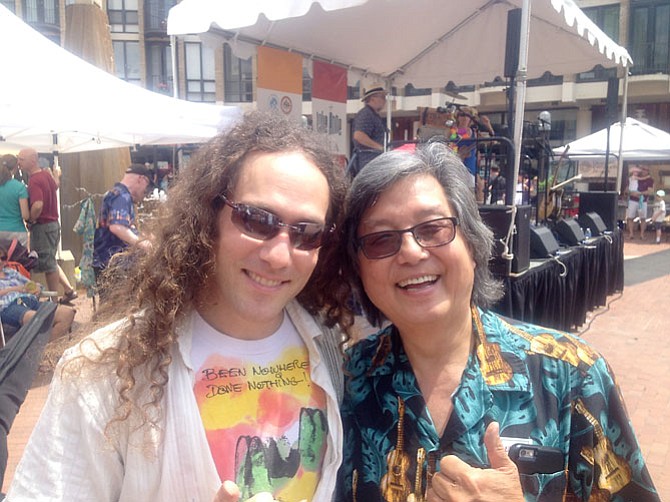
[653,200,666,222]
[191,311,327,501]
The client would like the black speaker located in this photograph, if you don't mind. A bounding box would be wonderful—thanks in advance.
[530,225,560,258]
[579,191,618,231]
[578,211,607,236]
[606,77,619,120]
[504,9,522,78]
[554,218,585,246]
[479,204,530,275]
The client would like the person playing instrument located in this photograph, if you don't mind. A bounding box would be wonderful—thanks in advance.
[336,142,658,501]
[626,165,654,240]
[450,106,494,200]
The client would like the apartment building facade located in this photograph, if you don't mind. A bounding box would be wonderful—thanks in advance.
[4,0,670,152]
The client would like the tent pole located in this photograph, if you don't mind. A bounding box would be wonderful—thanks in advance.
[616,69,629,195]
[511,0,531,208]
[171,35,179,99]
[385,79,392,151]
[52,133,63,257]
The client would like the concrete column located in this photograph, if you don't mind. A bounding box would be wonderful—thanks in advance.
[576,107,593,138]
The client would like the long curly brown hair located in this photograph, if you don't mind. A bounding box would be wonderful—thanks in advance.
[85,111,352,433]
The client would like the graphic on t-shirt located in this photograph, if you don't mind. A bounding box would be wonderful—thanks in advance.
[193,344,327,501]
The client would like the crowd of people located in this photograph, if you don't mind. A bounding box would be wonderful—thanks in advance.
[0,150,76,341]
[1,110,662,501]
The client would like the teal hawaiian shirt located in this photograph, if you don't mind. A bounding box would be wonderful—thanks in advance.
[339,308,658,501]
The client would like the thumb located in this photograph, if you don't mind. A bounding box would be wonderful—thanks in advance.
[484,421,514,470]
[213,480,241,502]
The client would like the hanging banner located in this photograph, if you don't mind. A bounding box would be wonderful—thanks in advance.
[311,60,347,155]
[257,46,302,122]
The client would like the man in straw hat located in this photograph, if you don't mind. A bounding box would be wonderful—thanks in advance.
[350,83,388,176]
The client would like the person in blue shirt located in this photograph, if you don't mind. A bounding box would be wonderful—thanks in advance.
[336,143,658,501]
[92,164,153,298]
[350,84,388,177]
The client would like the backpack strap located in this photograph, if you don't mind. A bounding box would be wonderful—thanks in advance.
[7,238,18,261]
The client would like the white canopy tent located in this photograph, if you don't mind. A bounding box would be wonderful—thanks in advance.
[553,118,670,161]
[554,118,670,191]
[167,0,632,201]
[0,4,242,155]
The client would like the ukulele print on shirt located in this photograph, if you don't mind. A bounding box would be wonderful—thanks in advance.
[193,345,327,501]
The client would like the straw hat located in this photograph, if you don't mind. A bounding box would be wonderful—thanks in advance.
[361,83,387,101]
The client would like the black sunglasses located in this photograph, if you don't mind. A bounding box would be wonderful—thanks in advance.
[219,195,331,251]
[357,217,459,259]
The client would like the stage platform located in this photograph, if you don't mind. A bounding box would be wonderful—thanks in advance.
[492,229,624,332]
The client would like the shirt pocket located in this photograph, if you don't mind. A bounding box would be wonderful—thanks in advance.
[519,471,567,501]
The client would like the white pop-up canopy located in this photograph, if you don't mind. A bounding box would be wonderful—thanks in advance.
[554,118,670,191]
[0,4,241,154]
[167,0,631,87]
[167,0,632,202]
[554,118,670,161]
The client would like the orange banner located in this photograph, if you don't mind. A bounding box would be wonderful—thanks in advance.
[257,46,302,94]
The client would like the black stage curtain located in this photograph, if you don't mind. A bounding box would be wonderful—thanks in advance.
[493,229,624,332]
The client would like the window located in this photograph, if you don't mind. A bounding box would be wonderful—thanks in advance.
[223,44,252,102]
[347,80,360,100]
[576,64,617,83]
[527,72,563,87]
[1,0,16,13]
[630,0,670,74]
[146,43,173,94]
[113,40,141,84]
[405,84,431,97]
[22,0,58,25]
[108,0,138,33]
[577,4,621,81]
[302,66,312,102]
[582,4,620,42]
[144,0,176,34]
[185,42,216,102]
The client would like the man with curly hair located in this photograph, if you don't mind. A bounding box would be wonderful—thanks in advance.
[7,112,352,502]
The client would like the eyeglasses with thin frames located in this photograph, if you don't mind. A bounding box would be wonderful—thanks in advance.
[219,194,332,251]
[357,217,459,259]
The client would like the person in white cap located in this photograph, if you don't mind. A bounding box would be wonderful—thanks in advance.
[651,189,666,244]
[350,83,388,176]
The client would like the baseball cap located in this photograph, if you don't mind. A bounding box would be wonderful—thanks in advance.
[126,164,155,187]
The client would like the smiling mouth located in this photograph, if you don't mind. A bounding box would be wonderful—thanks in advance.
[397,275,438,289]
[246,270,284,287]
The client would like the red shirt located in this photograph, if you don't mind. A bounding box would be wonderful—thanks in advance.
[28,169,59,223]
